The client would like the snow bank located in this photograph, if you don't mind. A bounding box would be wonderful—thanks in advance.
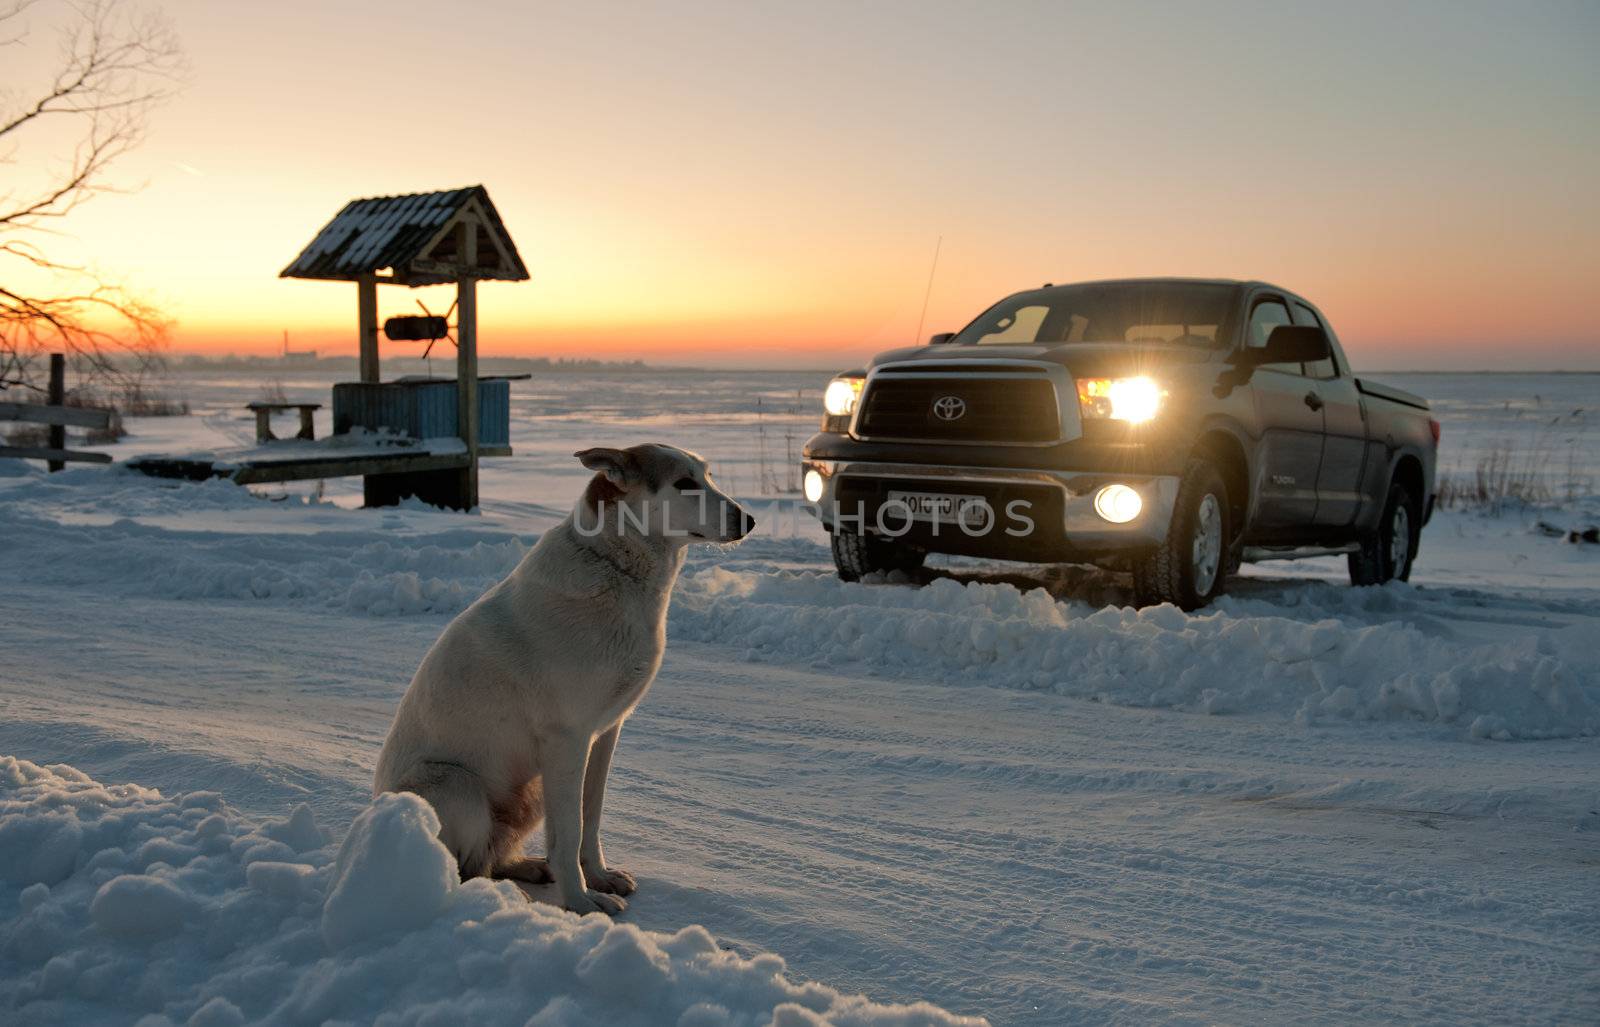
[1,472,527,617]
[671,569,1600,740]
[4,471,1594,738]
[0,473,800,618]
[0,756,980,1026]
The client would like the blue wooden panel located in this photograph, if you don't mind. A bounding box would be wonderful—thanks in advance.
[332,379,511,447]
[478,380,510,446]
[414,382,455,440]
[332,383,418,438]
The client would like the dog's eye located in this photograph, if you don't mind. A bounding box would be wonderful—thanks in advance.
[674,477,698,491]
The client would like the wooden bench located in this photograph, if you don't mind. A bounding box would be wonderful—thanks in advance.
[246,402,321,442]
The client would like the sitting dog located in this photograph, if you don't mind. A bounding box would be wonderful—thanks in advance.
[374,444,754,915]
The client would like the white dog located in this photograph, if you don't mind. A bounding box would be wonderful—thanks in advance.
[374,444,753,915]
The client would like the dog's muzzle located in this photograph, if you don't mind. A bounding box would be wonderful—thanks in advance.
[725,504,756,541]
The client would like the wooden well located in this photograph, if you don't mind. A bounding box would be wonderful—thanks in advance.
[279,186,529,510]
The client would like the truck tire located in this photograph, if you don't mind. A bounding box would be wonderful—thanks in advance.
[1132,458,1231,611]
[830,528,926,582]
[1348,480,1419,585]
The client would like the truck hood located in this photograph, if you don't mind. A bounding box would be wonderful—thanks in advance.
[866,342,1216,379]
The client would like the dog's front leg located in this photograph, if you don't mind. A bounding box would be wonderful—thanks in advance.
[543,731,626,916]
[580,724,636,896]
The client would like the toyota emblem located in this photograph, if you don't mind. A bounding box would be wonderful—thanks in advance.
[931,395,967,421]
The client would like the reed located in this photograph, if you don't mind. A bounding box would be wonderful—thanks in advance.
[1435,415,1591,511]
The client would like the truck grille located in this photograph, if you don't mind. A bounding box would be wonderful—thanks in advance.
[855,377,1060,443]
[832,475,1066,557]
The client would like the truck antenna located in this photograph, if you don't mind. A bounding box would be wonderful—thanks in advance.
[913,235,943,346]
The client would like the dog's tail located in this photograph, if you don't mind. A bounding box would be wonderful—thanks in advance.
[387,761,497,880]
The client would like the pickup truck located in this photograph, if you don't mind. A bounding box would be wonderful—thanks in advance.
[799,278,1438,610]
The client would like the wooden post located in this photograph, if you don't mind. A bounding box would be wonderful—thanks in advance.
[47,353,65,473]
[357,273,379,383]
[448,216,482,512]
[456,275,479,510]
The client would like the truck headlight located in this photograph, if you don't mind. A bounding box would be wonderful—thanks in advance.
[823,375,865,417]
[1076,376,1164,424]
[1093,483,1143,523]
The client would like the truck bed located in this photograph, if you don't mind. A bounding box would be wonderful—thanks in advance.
[1355,377,1430,411]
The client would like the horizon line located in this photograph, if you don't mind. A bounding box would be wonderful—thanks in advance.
[164,352,1600,376]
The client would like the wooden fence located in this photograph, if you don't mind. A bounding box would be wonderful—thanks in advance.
[0,354,114,471]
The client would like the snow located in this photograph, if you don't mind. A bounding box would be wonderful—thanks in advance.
[671,567,1599,739]
[134,426,470,474]
[320,791,456,948]
[5,464,1594,738]
[1420,371,1598,498]
[2,368,1598,1024]
[0,757,977,1026]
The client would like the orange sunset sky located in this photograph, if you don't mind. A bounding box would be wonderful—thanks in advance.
[11,0,1600,370]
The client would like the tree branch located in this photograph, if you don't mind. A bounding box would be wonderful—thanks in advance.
[0,0,184,395]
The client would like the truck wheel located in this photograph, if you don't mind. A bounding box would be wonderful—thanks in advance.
[830,528,926,582]
[1348,481,1419,585]
[1132,458,1231,611]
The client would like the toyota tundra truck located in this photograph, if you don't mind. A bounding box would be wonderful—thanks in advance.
[800,278,1438,610]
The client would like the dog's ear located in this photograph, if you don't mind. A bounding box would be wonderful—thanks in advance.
[574,447,641,489]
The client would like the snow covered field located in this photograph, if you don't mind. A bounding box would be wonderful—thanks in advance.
[2,368,1597,1024]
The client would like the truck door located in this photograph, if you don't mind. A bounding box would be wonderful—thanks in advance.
[1244,295,1323,532]
[1293,302,1367,528]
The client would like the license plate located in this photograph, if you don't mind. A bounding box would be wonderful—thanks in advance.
[885,490,992,529]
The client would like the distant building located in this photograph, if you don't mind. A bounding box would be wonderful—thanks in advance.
[279,330,316,362]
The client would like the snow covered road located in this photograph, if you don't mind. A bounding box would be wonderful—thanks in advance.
[2,463,1597,1024]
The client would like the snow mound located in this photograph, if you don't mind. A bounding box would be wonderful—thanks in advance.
[671,570,1600,739]
[320,791,455,948]
[1,489,528,617]
[0,472,818,619]
[0,756,981,1026]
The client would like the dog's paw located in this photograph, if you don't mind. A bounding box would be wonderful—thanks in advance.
[565,890,627,917]
[584,864,637,896]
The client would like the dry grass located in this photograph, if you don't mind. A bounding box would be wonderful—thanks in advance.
[1437,445,1552,508]
[69,383,189,442]
[2,423,50,447]
[1435,397,1591,512]
[114,382,190,417]
[1435,432,1591,512]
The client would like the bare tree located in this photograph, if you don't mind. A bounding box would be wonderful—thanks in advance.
[0,0,183,397]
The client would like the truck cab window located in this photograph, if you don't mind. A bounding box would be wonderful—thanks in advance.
[975,304,1049,344]
[1292,303,1336,379]
[1247,299,1300,374]
[1124,323,1219,344]
[959,282,1235,346]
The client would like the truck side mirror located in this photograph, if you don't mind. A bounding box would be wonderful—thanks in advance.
[1247,325,1331,366]
[928,332,956,345]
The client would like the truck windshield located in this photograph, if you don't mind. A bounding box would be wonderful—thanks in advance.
[953,282,1235,346]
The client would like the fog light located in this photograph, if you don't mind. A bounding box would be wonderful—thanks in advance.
[803,469,825,503]
[1093,483,1142,523]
